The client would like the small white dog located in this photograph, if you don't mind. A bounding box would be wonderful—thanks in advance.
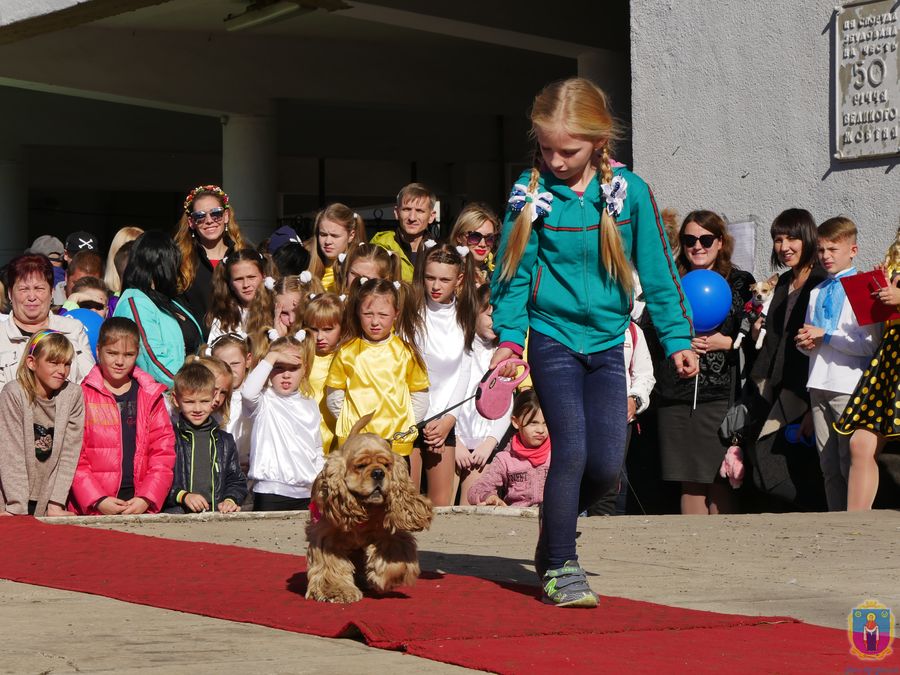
[733,275,778,350]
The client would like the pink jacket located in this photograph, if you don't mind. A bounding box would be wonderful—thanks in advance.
[467,444,550,508]
[68,365,175,514]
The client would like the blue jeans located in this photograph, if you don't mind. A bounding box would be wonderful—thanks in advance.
[530,331,627,568]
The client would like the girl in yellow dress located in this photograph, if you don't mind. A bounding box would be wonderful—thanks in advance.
[307,205,367,292]
[325,279,429,456]
[303,293,344,454]
[834,228,900,510]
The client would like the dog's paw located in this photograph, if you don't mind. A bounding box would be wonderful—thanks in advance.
[306,584,363,604]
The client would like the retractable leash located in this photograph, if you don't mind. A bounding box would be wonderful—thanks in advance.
[392,359,530,442]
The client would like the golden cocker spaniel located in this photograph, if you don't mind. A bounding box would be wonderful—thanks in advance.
[305,431,434,603]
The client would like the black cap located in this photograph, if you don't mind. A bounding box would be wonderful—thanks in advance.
[65,231,99,254]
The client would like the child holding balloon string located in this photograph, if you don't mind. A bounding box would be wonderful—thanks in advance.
[656,211,754,515]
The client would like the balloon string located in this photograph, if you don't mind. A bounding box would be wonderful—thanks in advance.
[692,374,699,411]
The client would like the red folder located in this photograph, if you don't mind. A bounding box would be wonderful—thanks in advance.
[840,269,900,325]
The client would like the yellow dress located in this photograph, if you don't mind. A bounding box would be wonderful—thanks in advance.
[309,352,337,454]
[326,334,429,455]
[321,265,336,292]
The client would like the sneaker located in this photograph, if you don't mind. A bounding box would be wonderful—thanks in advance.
[541,561,599,608]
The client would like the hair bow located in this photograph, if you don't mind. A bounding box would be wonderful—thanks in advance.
[600,176,628,218]
[423,239,437,249]
[299,270,312,283]
[508,184,553,222]
[359,277,369,285]
[268,328,280,341]
[308,293,317,300]
[205,346,213,356]
[353,212,360,220]
[455,245,470,257]
[393,281,401,290]
[221,255,228,265]
[264,276,276,291]
[295,329,306,341]
[338,294,347,302]
[386,250,394,257]
[337,253,347,264]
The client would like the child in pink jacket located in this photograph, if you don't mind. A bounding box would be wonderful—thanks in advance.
[467,390,549,507]
[68,318,175,515]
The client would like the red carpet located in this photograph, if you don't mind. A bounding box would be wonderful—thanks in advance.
[0,519,885,673]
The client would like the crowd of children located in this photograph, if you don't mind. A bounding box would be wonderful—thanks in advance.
[0,77,897,609]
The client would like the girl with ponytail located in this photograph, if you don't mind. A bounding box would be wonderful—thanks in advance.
[490,78,698,608]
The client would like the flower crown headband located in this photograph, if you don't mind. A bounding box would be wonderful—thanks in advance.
[183,185,231,214]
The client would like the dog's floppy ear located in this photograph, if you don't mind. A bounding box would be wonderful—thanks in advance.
[348,411,375,439]
[316,451,367,531]
[383,455,434,534]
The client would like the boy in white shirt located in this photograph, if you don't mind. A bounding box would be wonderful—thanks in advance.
[795,217,881,511]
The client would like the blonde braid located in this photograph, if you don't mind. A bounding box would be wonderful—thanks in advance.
[599,146,633,295]
[499,168,541,281]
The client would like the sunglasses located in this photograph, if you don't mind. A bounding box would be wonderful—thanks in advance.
[464,231,497,247]
[681,234,718,248]
[77,300,107,311]
[189,207,226,225]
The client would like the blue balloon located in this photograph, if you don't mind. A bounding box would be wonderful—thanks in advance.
[66,309,104,360]
[681,269,732,332]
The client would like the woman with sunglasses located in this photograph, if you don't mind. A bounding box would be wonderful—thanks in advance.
[174,185,247,339]
[655,211,754,515]
[449,204,500,286]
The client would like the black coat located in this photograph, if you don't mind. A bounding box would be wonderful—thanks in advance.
[167,416,248,511]
[742,265,828,509]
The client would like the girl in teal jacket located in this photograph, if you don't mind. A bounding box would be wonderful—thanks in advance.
[490,78,699,608]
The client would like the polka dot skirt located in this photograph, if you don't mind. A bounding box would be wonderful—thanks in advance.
[835,320,900,438]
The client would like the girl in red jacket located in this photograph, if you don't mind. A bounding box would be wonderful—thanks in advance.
[68,317,175,515]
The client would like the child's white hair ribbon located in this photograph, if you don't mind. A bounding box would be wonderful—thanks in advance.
[308,293,317,300]
[359,276,369,285]
[299,270,312,283]
[264,276,276,291]
[294,329,306,341]
[393,281,401,290]
[423,239,437,249]
[267,328,280,341]
[353,212,360,219]
[337,253,347,263]
[386,250,394,257]
[204,346,213,356]
[600,176,628,218]
[508,184,553,222]
[455,245,470,257]
[338,294,347,302]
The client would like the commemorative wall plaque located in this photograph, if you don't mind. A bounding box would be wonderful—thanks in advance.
[835,0,900,160]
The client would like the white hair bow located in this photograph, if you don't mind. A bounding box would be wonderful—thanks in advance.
[337,253,347,264]
[393,281,401,290]
[338,294,347,302]
[359,277,369,285]
[508,184,553,222]
[600,176,628,218]
[267,328,280,341]
[386,250,394,257]
[353,212,360,220]
[455,245,470,257]
[308,293,317,300]
[204,346,213,356]
[299,270,312,283]
[295,329,306,341]
[423,239,437,249]
[264,276,276,291]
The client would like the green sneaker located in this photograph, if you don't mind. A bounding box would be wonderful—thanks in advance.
[541,561,599,608]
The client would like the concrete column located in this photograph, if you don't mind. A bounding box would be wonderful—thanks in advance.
[0,146,29,264]
[221,107,278,245]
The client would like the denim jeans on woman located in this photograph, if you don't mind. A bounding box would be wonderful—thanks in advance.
[529,330,627,569]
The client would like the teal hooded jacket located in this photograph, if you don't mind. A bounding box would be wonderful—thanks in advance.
[491,166,694,357]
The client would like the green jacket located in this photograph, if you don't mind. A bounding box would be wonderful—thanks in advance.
[370,230,415,282]
[491,166,693,357]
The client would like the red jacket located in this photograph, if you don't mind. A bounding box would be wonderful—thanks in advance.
[68,365,175,514]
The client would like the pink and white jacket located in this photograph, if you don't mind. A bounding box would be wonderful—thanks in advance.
[68,365,175,514]
[466,443,549,508]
